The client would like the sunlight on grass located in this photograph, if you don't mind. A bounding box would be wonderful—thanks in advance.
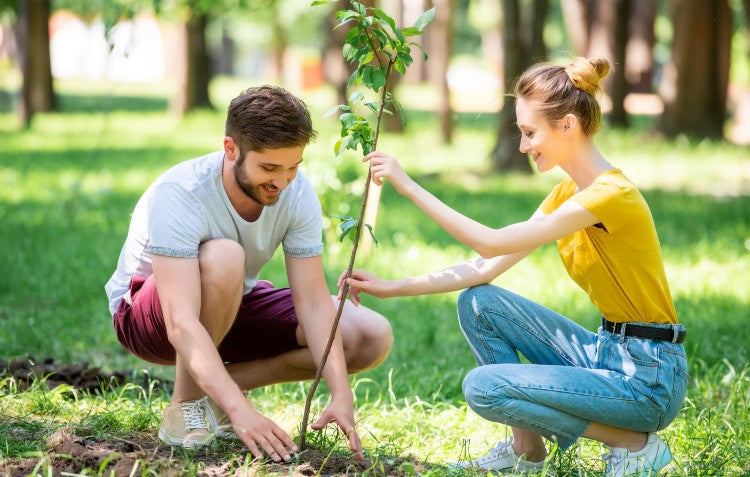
[1,78,749,475]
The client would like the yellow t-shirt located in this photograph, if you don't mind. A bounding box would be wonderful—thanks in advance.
[540,169,677,324]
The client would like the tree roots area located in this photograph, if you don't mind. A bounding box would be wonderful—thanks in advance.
[1,358,429,476]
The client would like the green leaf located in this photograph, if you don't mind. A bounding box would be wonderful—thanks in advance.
[402,27,421,36]
[414,7,436,32]
[334,139,343,156]
[394,60,406,75]
[347,69,361,88]
[348,91,365,104]
[371,67,387,91]
[364,101,379,114]
[363,224,379,245]
[372,8,396,31]
[397,51,413,67]
[343,43,357,61]
[324,104,349,117]
[310,0,331,5]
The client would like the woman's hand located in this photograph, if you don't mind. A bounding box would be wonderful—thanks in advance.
[337,269,395,305]
[364,151,416,196]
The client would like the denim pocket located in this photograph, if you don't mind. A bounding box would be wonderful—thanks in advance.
[622,338,660,388]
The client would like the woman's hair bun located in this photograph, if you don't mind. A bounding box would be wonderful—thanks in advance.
[564,57,611,95]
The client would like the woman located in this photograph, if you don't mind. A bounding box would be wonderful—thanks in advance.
[339,57,688,476]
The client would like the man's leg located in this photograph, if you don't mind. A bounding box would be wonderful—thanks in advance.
[225,297,392,390]
[172,239,246,403]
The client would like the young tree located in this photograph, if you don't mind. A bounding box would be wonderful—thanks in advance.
[299,0,434,450]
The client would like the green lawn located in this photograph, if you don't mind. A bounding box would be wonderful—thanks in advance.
[1,78,749,475]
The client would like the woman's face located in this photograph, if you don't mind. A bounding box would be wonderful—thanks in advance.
[515,96,568,173]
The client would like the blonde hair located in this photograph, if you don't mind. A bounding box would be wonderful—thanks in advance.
[515,57,611,136]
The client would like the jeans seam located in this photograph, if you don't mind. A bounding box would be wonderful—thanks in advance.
[477,307,582,368]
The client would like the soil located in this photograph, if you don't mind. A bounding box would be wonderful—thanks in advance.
[0,356,173,393]
[0,358,431,476]
[0,428,428,476]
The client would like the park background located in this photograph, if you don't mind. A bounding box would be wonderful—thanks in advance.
[1,0,749,475]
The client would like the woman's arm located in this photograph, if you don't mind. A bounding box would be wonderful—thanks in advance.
[338,209,546,303]
[366,151,599,258]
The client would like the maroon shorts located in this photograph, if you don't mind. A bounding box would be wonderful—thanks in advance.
[113,276,303,365]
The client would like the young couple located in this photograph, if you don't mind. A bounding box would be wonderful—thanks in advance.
[106,57,686,477]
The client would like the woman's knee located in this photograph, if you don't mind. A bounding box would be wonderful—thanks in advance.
[457,284,512,329]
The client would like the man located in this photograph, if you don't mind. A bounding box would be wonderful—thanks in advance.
[105,86,392,461]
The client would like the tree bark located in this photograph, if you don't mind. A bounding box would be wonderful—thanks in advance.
[172,11,212,115]
[610,0,631,127]
[527,0,548,66]
[492,0,530,172]
[17,0,55,127]
[560,0,591,56]
[626,0,656,92]
[430,0,454,144]
[659,0,732,138]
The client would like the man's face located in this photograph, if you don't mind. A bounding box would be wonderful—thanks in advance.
[233,146,305,206]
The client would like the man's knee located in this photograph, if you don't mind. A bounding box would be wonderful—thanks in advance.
[340,303,393,372]
[198,239,245,288]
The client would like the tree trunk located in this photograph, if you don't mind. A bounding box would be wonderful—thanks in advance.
[492,0,530,172]
[527,0,548,66]
[271,7,286,83]
[626,0,656,92]
[560,0,591,56]
[610,0,631,127]
[172,11,212,115]
[17,0,55,127]
[659,0,731,138]
[431,0,454,144]
[402,0,427,83]
[215,25,235,76]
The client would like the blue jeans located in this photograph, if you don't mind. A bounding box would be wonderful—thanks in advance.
[457,285,689,450]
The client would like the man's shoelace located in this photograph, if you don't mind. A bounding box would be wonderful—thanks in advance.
[180,400,208,431]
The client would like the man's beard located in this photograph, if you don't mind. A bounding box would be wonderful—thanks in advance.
[233,161,280,206]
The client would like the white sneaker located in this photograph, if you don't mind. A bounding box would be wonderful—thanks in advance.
[204,396,238,439]
[157,397,214,449]
[452,439,555,475]
[603,433,673,476]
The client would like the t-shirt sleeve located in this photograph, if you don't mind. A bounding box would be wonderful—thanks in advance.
[145,182,205,258]
[282,180,324,258]
[569,181,635,234]
[539,180,570,215]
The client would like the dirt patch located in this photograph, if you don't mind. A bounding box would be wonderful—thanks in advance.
[0,356,172,394]
[0,428,430,476]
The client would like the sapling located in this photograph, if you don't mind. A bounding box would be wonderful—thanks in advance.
[299,0,435,451]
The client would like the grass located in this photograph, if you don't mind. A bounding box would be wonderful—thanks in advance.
[1,77,749,475]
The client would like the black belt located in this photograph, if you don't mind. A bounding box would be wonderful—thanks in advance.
[602,317,686,344]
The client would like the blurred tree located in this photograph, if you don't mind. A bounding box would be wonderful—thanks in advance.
[659,0,731,139]
[428,0,455,144]
[15,0,56,127]
[491,0,547,173]
[561,0,630,127]
[626,0,655,93]
[323,0,352,106]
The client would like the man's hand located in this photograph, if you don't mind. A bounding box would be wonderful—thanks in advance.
[311,397,364,460]
[230,404,298,462]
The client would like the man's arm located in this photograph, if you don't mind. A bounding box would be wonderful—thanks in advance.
[285,254,363,459]
[152,255,297,461]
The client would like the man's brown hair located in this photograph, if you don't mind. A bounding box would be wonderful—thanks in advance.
[225,86,317,157]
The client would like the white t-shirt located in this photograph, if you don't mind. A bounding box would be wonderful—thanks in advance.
[104,151,323,316]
